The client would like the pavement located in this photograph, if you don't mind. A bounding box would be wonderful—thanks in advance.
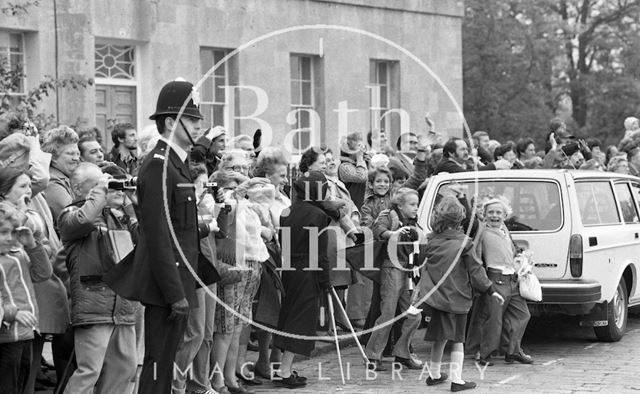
[37,308,640,393]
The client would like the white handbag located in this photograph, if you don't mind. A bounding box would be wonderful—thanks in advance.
[516,252,542,301]
[518,271,542,301]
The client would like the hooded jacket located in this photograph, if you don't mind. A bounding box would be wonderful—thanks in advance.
[0,244,51,343]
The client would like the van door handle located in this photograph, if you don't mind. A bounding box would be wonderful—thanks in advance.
[589,237,598,246]
[635,233,639,239]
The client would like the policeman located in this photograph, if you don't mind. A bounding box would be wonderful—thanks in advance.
[105,78,217,394]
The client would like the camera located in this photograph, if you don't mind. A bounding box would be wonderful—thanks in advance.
[108,177,138,191]
[205,182,224,203]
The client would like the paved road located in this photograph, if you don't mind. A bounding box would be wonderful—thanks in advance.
[38,308,640,393]
[248,307,640,393]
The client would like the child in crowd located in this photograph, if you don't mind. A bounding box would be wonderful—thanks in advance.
[418,196,504,392]
[364,188,424,371]
[360,166,393,229]
[474,198,533,366]
[0,201,52,393]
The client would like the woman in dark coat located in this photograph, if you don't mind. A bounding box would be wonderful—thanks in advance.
[274,171,332,388]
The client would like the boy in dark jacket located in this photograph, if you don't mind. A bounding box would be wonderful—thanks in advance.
[58,162,139,394]
[364,188,424,372]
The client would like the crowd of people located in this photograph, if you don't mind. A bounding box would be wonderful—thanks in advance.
[1,75,639,394]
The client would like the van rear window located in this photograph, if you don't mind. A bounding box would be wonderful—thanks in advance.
[575,182,620,225]
[434,180,562,232]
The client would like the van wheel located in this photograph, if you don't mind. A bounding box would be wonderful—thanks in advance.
[594,279,628,342]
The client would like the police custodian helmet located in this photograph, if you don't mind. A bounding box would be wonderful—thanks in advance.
[149,78,203,120]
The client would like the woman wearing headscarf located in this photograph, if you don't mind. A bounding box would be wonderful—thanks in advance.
[273,171,333,389]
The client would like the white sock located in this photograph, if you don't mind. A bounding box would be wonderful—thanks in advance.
[450,350,465,384]
[429,361,441,379]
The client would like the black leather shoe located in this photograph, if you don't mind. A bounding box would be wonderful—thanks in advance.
[505,350,533,364]
[236,372,262,386]
[426,372,448,386]
[367,359,387,372]
[451,381,477,392]
[394,356,422,370]
[273,373,307,388]
[475,357,493,367]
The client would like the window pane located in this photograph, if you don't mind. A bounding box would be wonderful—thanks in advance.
[615,183,639,223]
[94,44,135,79]
[296,129,310,151]
[291,81,301,105]
[202,77,214,102]
[213,104,225,127]
[377,62,387,84]
[290,56,299,79]
[213,51,226,77]
[301,81,312,105]
[200,48,213,74]
[201,103,214,128]
[9,33,22,52]
[300,57,311,80]
[299,109,310,128]
[379,85,388,108]
[10,53,22,68]
[575,182,620,225]
[214,76,226,103]
[434,180,563,231]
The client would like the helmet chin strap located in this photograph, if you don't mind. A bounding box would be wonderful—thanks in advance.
[179,118,197,147]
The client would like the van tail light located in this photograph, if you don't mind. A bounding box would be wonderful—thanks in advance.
[569,234,583,277]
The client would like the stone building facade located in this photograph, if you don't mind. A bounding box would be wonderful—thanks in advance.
[0,0,463,155]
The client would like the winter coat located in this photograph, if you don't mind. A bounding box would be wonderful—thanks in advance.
[275,171,332,356]
[360,193,391,229]
[25,198,70,333]
[338,152,368,210]
[418,229,494,314]
[372,207,423,268]
[108,146,140,176]
[43,166,73,226]
[58,195,139,327]
[0,244,52,343]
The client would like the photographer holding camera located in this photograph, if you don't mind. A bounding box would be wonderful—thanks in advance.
[58,162,140,394]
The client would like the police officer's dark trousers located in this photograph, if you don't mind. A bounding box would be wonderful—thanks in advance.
[138,304,188,394]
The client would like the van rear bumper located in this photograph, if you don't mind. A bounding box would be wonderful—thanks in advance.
[539,280,601,304]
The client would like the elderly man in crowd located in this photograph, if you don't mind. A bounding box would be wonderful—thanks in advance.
[59,162,139,394]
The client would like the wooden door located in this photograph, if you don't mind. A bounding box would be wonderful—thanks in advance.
[95,84,136,152]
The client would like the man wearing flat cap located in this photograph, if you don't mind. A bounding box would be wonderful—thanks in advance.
[105,78,219,394]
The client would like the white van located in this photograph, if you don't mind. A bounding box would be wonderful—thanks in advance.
[418,169,640,341]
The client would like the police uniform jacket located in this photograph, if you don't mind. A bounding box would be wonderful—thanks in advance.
[105,139,209,307]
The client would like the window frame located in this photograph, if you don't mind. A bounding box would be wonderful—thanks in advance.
[289,54,316,151]
[575,181,622,227]
[200,47,231,128]
[0,30,26,95]
[370,60,391,133]
[94,43,136,85]
[428,179,565,234]
[618,181,640,224]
